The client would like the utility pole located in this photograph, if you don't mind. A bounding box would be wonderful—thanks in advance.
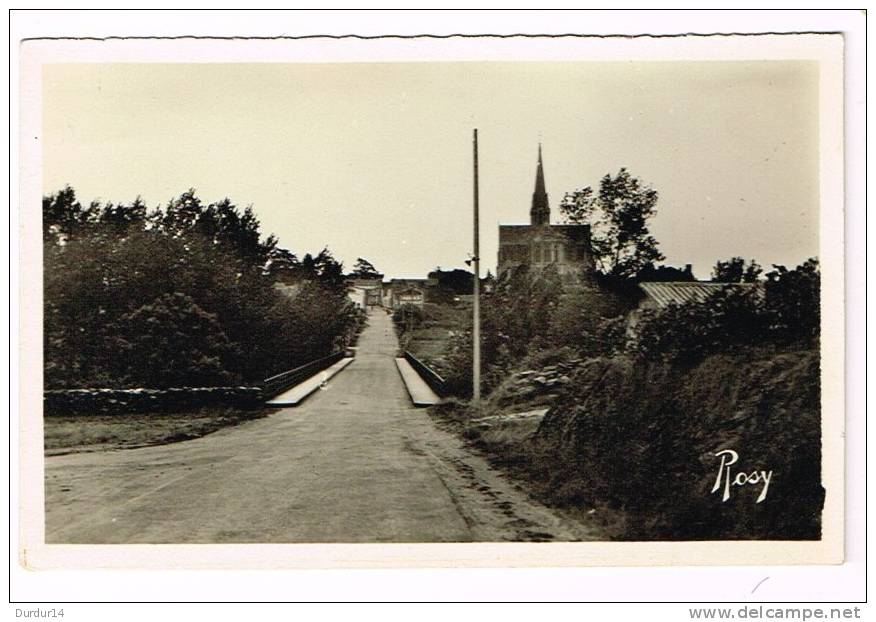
[472,129,481,404]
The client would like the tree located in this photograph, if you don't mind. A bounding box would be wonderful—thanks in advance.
[110,293,238,388]
[549,277,632,357]
[633,285,769,364]
[42,186,103,243]
[632,258,820,363]
[428,268,474,294]
[442,264,564,396]
[638,264,696,282]
[426,267,474,304]
[298,248,348,293]
[152,191,275,266]
[764,258,820,346]
[43,187,364,389]
[712,257,763,283]
[560,168,664,279]
[349,257,381,279]
[97,198,149,238]
[265,247,300,282]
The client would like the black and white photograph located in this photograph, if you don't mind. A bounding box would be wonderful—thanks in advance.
[14,15,854,589]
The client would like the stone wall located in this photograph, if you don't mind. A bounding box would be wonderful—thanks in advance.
[44,386,263,416]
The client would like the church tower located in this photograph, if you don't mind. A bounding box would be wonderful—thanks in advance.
[530,144,550,226]
[498,142,593,283]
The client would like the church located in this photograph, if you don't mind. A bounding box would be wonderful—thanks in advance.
[497,146,594,284]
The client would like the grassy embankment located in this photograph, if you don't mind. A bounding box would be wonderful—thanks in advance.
[430,346,823,541]
[44,406,269,455]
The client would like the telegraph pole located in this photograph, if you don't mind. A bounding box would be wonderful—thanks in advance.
[472,129,481,404]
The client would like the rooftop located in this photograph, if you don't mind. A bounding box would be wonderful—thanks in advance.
[639,281,763,309]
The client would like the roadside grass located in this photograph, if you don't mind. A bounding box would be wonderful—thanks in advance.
[44,405,270,455]
[400,302,469,369]
[428,398,622,539]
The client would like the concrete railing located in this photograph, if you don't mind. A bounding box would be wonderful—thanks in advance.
[44,352,349,415]
[262,351,345,399]
[403,351,447,397]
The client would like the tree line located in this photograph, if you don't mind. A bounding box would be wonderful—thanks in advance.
[43,186,364,389]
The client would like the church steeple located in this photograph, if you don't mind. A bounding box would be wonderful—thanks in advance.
[530,143,550,226]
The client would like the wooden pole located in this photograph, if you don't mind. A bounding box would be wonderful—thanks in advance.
[472,129,481,404]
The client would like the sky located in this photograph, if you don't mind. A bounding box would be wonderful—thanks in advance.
[42,61,819,280]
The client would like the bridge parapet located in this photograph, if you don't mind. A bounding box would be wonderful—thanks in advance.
[403,351,447,398]
[262,351,345,400]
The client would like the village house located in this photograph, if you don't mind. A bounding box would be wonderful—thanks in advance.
[346,285,368,309]
[346,277,384,308]
[394,286,426,308]
[386,278,431,309]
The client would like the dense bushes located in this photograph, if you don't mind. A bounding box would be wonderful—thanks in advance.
[43,187,362,389]
[392,304,425,333]
[634,259,820,364]
[433,259,822,540]
[763,258,821,344]
[633,285,768,364]
[111,293,237,388]
[441,266,562,397]
[533,349,823,540]
[437,258,820,397]
[441,267,632,397]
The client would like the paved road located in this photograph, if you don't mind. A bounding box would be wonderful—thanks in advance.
[45,311,596,543]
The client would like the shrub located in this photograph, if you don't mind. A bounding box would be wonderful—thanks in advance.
[633,285,768,364]
[392,304,425,333]
[632,258,820,365]
[763,258,820,346]
[534,349,823,540]
[110,293,238,388]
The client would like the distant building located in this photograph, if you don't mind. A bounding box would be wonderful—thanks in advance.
[387,278,429,309]
[347,286,368,309]
[497,145,594,284]
[395,286,425,308]
[346,277,384,308]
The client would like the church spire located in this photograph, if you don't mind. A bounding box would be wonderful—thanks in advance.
[530,143,550,226]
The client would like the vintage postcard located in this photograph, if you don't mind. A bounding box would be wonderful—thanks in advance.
[17,31,845,570]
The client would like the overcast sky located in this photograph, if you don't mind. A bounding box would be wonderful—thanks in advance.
[43,61,819,279]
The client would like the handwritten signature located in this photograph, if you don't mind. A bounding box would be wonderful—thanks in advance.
[711,449,773,503]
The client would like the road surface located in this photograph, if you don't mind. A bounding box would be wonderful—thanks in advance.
[44,311,596,543]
